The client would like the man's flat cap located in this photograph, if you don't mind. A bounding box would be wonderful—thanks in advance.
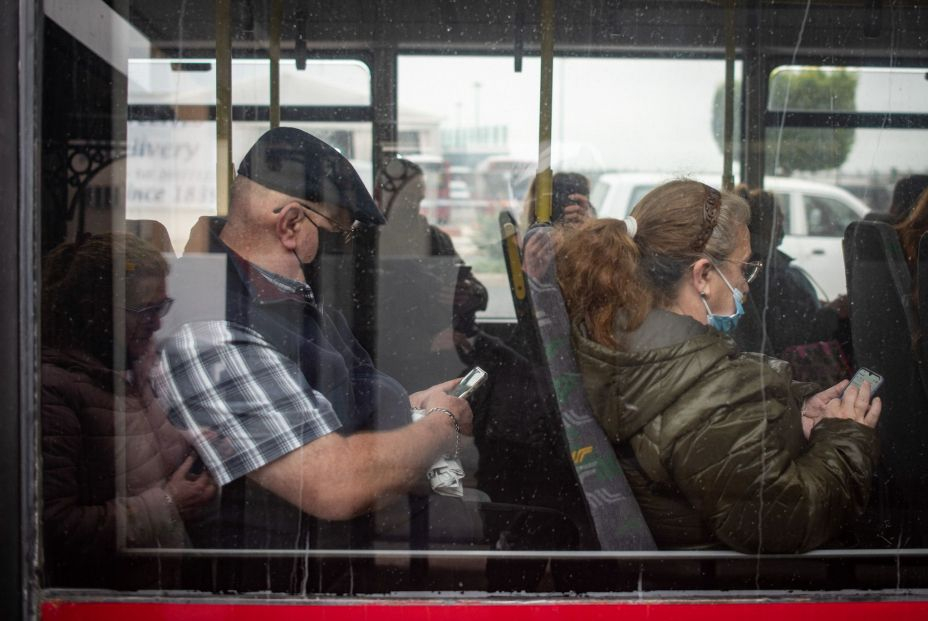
[238,127,384,225]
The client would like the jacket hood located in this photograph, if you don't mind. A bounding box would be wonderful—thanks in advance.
[572,309,733,441]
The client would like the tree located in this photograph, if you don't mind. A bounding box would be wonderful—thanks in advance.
[712,68,859,175]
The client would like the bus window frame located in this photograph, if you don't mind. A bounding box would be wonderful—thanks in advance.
[24,4,928,602]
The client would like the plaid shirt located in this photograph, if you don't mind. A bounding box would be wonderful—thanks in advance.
[153,320,341,486]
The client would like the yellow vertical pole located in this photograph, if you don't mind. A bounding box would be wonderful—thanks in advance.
[215,0,232,215]
[269,0,282,129]
[722,0,737,191]
[535,0,555,224]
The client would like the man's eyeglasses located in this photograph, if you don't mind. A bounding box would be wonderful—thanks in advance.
[273,201,361,243]
[707,256,764,284]
[125,297,174,318]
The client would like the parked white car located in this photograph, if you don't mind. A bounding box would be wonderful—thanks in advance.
[591,173,871,301]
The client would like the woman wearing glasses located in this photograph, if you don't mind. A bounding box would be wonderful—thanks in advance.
[41,233,216,588]
[555,180,881,553]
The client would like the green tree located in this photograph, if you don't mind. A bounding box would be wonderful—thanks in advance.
[712,68,859,175]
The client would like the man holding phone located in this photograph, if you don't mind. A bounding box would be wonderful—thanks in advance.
[154,129,475,586]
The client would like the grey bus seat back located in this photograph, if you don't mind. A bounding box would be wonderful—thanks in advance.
[518,223,656,551]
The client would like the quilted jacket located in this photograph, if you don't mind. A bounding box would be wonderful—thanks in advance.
[572,309,879,553]
[41,348,191,588]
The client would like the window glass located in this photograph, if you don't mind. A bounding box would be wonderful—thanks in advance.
[399,56,740,320]
[805,195,861,237]
[35,0,928,602]
[774,192,791,233]
[129,58,370,106]
[769,66,928,114]
[126,59,373,252]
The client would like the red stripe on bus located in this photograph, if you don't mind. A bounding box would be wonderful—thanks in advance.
[40,600,928,621]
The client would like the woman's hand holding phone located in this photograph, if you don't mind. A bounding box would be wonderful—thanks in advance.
[823,379,882,429]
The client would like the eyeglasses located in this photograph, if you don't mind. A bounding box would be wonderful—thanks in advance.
[272,201,361,243]
[707,256,764,284]
[124,297,174,318]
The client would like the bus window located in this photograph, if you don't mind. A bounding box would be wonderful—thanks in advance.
[127,58,373,252]
[28,0,928,606]
[399,56,740,320]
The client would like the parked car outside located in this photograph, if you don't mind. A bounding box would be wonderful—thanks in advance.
[591,172,871,300]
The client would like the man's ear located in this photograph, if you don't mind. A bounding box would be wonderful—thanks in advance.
[690,257,713,296]
[276,203,304,251]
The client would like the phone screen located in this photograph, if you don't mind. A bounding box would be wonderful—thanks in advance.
[848,367,883,397]
[449,367,488,400]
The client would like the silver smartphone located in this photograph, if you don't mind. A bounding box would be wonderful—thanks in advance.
[448,367,488,400]
[846,367,883,398]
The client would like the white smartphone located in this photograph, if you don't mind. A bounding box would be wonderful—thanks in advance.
[448,367,488,400]
[846,367,884,398]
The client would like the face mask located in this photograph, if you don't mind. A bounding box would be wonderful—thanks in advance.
[700,267,744,334]
[292,249,319,285]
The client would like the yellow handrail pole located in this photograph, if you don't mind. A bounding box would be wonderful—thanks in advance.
[215,0,233,215]
[502,222,527,301]
[535,0,555,224]
[722,0,736,191]
[269,0,282,129]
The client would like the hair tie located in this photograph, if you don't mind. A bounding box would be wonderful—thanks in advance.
[624,216,638,239]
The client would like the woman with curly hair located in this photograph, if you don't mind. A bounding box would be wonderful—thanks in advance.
[555,179,881,553]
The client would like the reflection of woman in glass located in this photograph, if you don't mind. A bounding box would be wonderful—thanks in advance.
[556,180,880,553]
[41,233,215,589]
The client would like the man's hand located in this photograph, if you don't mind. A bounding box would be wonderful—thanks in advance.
[409,378,474,436]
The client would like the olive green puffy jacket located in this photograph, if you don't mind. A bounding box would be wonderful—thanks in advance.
[572,309,879,553]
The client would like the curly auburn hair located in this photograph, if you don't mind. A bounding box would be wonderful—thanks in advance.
[555,218,650,348]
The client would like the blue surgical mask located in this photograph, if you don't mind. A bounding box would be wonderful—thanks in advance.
[700,267,744,334]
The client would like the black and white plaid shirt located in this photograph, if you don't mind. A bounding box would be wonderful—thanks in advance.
[153,320,341,486]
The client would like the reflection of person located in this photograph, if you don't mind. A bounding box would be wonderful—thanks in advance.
[894,187,928,321]
[41,233,216,589]
[373,157,489,386]
[155,129,472,537]
[556,180,881,553]
[521,171,594,229]
[733,185,841,358]
[889,175,928,223]
[894,186,928,278]
[375,157,458,257]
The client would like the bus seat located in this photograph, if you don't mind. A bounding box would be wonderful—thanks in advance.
[515,222,656,551]
[844,220,928,546]
[498,211,543,366]
[916,231,928,394]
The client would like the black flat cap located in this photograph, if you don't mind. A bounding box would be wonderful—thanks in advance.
[238,127,385,225]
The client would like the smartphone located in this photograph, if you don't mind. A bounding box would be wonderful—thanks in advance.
[551,173,590,223]
[449,367,488,400]
[845,367,884,398]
